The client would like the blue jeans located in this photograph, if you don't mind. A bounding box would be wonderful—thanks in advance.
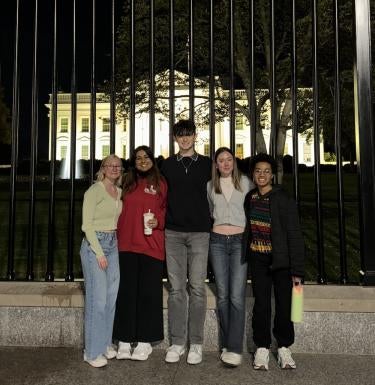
[165,229,210,346]
[80,232,120,360]
[209,232,247,353]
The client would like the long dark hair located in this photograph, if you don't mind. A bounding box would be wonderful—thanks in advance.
[122,145,163,197]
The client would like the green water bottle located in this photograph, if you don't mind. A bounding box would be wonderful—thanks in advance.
[291,283,304,323]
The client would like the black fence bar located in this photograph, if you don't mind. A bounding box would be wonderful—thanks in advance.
[209,0,215,159]
[333,0,347,284]
[7,0,20,281]
[353,0,375,286]
[129,0,135,153]
[110,0,116,154]
[26,0,39,281]
[291,0,299,205]
[312,0,325,284]
[249,0,256,157]
[89,0,96,184]
[46,0,58,282]
[229,0,235,151]
[66,0,77,282]
[188,0,194,122]
[269,0,276,158]
[149,0,155,152]
[168,0,175,155]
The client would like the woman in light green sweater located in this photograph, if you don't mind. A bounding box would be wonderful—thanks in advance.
[80,154,123,368]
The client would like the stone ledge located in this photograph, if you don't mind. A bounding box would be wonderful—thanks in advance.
[1,281,375,313]
[0,282,84,308]
[1,282,375,353]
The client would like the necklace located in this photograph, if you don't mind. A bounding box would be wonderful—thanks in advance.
[180,157,194,174]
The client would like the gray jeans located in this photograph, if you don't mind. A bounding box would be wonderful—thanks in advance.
[165,229,210,346]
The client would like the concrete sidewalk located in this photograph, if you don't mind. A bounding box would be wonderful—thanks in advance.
[0,347,374,385]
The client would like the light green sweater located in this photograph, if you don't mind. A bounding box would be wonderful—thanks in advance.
[81,181,122,257]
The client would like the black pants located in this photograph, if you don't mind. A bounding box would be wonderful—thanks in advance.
[250,252,294,348]
[113,251,164,343]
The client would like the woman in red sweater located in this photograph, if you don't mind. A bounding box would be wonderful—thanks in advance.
[113,145,167,361]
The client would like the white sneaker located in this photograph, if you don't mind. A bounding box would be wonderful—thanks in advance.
[83,354,108,368]
[165,344,185,363]
[253,348,269,370]
[221,351,242,367]
[220,347,227,360]
[187,344,202,365]
[277,347,296,369]
[116,341,132,360]
[131,342,152,361]
[104,345,117,360]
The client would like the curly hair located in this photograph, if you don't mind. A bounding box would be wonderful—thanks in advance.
[249,153,277,175]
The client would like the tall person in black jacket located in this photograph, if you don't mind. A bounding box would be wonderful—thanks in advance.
[244,153,304,371]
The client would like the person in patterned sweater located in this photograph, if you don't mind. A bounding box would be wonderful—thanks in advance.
[243,153,304,371]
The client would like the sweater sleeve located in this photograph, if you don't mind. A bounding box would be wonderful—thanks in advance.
[207,181,213,215]
[286,195,305,277]
[81,187,105,258]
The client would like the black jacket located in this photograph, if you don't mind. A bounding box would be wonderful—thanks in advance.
[243,185,305,278]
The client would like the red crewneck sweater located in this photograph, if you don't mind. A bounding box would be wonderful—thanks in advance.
[117,177,167,261]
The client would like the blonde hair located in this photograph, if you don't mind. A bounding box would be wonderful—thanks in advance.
[211,147,242,194]
[96,154,123,187]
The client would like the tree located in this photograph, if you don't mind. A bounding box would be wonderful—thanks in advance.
[113,0,358,176]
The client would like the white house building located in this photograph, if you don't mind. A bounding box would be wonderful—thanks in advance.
[46,71,321,167]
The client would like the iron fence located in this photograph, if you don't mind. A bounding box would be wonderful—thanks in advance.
[0,0,373,284]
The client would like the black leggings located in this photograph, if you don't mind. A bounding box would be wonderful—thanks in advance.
[113,251,164,343]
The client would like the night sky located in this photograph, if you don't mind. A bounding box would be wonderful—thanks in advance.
[0,0,124,160]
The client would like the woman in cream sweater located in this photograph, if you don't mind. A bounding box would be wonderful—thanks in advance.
[207,147,253,367]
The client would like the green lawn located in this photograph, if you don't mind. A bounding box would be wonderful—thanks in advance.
[0,172,360,283]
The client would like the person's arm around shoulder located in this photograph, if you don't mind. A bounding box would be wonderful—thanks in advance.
[241,174,255,194]
[207,180,214,215]
[82,184,108,270]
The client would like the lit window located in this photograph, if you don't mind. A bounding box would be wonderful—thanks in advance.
[81,145,89,160]
[235,143,244,159]
[102,118,110,132]
[303,143,311,163]
[204,144,210,156]
[235,116,244,130]
[102,145,110,158]
[81,118,89,132]
[60,118,69,133]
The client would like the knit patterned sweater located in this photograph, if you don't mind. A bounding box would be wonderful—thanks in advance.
[249,191,272,254]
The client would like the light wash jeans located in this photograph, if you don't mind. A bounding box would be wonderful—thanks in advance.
[209,232,247,353]
[165,229,210,346]
[80,232,120,360]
